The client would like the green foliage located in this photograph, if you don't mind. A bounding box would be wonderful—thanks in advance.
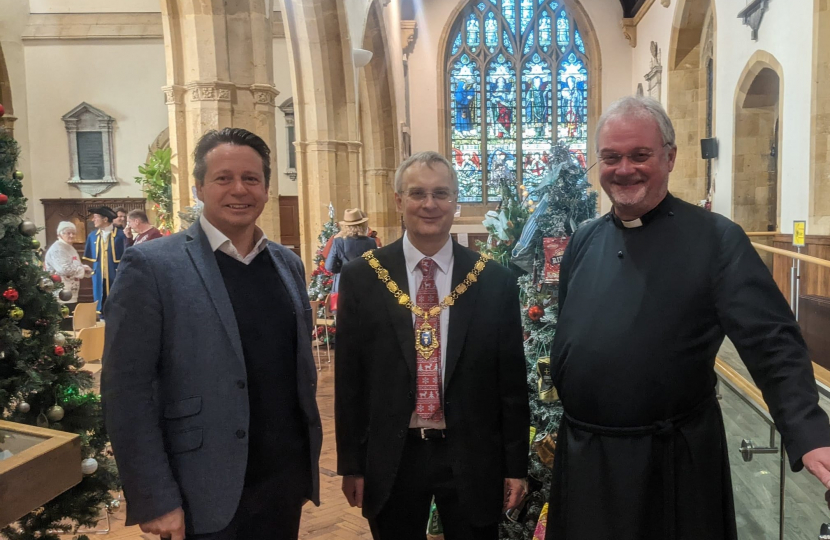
[491,144,596,540]
[307,214,340,307]
[134,148,173,233]
[477,165,530,268]
[0,127,119,539]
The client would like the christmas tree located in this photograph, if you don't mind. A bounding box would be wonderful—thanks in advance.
[485,144,597,540]
[307,203,339,346]
[0,109,119,540]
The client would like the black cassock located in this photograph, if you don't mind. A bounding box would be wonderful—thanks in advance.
[546,194,830,540]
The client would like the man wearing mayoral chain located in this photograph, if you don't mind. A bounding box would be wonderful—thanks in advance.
[546,96,830,540]
[335,151,530,539]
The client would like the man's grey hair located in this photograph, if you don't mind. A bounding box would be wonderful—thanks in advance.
[394,151,459,193]
[596,95,676,149]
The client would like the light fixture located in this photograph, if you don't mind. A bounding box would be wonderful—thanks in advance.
[353,48,374,68]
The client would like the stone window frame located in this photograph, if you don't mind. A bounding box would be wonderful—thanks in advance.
[61,102,117,196]
[279,97,297,182]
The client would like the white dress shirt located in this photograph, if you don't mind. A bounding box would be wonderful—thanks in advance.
[200,214,269,265]
[100,224,113,244]
[404,232,454,429]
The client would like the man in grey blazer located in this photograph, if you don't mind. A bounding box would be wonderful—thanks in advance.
[102,128,322,540]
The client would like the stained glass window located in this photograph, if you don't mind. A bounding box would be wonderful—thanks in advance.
[485,12,498,52]
[503,31,515,54]
[452,31,462,55]
[450,55,483,202]
[446,0,591,202]
[539,10,552,52]
[520,0,534,36]
[556,11,569,52]
[557,53,588,168]
[574,27,585,54]
[467,14,480,51]
[502,0,516,34]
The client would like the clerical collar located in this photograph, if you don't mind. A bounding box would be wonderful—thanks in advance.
[609,193,674,230]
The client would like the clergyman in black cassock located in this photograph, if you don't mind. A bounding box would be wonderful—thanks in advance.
[546,96,830,540]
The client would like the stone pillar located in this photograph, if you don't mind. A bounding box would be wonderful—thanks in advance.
[282,0,363,266]
[160,0,281,238]
[363,167,400,244]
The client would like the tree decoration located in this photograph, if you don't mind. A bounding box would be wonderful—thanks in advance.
[0,193,7,205]
[9,306,24,320]
[3,287,19,302]
[13,170,24,181]
[54,332,66,346]
[0,103,5,117]
[527,305,545,322]
[38,276,55,292]
[54,345,65,356]
[60,305,70,317]
[307,202,340,319]
[46,405,65,422]
[80,458,99,475]
[19,219,37,236]
[31,238,41,250]
[59,289,73,302]
[50,274,61,283]
[18,401,30,413]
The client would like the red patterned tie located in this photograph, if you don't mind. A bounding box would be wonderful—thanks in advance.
[415,258,443,421]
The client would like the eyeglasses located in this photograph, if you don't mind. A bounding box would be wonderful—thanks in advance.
[401,188,456,203]
[597,143,672,166]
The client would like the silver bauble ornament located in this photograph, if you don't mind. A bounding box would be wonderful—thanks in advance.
[38,276,54,292]
[54,333,66,346]
[46,405,65,422]
[107,499,121,513]
[19,219,37,237]
[81,457,99,475]
[317,293,325,300]
[58,289,73,302]
[18,401,30,413]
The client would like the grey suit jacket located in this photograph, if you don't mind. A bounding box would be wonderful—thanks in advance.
[102,221,322,535]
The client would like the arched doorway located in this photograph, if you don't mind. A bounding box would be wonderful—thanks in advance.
[667,0,715,205]
[359,0,401,245]
[732,53,782,234]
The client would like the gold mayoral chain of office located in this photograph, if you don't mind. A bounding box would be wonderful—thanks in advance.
[361,249,491,360]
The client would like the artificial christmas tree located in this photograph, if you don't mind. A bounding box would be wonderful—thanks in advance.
[483,144,597,540]
[307,203,340,304]
[0,109,119,539]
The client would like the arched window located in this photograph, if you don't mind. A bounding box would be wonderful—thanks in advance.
[447,0,590,203]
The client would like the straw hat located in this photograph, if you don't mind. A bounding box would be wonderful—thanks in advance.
[340,208,368,226]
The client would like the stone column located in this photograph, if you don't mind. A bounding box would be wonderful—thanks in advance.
[160,0,281,238]
[363,167,400,244]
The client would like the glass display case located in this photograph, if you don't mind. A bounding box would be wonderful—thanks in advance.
[0,420,82,527]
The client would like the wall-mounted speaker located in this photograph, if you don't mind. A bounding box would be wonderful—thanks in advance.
[700,138,718,159]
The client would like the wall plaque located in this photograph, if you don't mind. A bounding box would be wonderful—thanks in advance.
[62,102,117,196]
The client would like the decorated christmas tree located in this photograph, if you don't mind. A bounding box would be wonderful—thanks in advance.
[307,203,339,346]
[486,144,597,540]
[0,108,119,540]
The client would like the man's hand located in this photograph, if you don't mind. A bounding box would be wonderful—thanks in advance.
[124,226,133,239]
[803,447,830,509]
[139,507,185,540]
[503,478,528,511]
[342,476,365,508]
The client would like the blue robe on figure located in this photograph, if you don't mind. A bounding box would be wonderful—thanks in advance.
[83,228,126,311]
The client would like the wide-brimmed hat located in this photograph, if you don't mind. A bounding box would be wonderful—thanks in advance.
[340,208,368,226]
[89,206,117,221]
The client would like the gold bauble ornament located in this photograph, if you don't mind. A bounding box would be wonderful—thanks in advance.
[9,306,24,320]
[46,405,65,422]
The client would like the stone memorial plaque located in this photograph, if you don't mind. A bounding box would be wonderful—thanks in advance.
[77,131,105,180]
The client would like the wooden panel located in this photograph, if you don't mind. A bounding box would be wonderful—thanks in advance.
[0,420,82,526]
[801,295,830,373]
[278,196,300,259]
[770,234,830,300]
[41,198,146,304]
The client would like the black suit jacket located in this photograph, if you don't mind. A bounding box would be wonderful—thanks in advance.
[335,238,529,525]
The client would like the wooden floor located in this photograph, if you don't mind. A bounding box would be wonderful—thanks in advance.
[65,350,374,540]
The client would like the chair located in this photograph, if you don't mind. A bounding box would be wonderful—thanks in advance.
[72,302,99,334]
[76,326,106,366]
[309,299,335,370]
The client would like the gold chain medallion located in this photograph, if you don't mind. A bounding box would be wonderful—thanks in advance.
[362,250,490,359]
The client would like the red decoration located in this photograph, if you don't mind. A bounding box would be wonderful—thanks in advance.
[54,346,65,356]
[0,194,7,205]
[0,103,5,117]
[50,274,61,283]
[543,237,570,284]
[527,305,545,322]
[3,288,19,302]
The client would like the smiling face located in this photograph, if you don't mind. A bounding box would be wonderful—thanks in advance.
[114,211,126,227]
[195,143,268,235]
[598,114,676,221]
[395,161,456,244]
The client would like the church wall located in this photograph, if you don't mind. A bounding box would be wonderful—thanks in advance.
[22,39,168,230]
[811,0,830,235]
[630,2,673,106]
[273,36,298,197]
[28,0,160,13]
[711,0,813,234]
